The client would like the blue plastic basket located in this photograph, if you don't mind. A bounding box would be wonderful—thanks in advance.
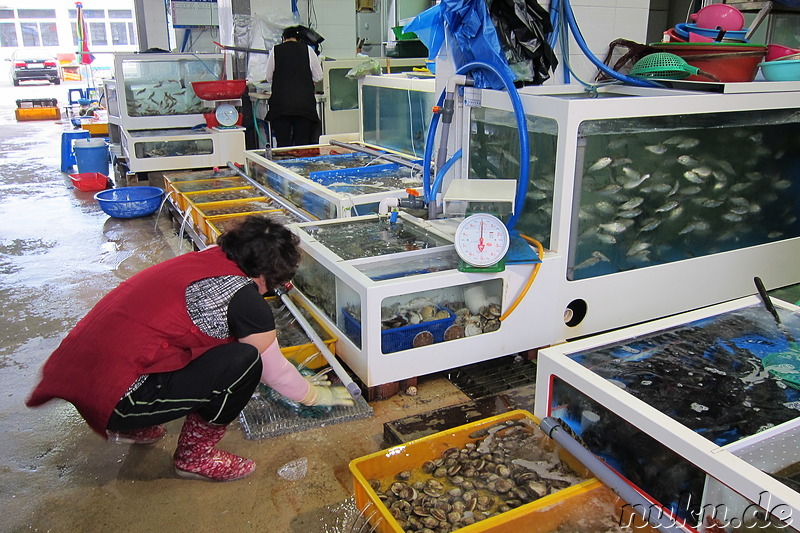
[342,306,456,354]
[94,186,164,218]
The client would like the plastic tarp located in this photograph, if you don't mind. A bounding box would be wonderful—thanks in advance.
[488,0,558,85]
[233,13,301,84]
[404,0,514,89]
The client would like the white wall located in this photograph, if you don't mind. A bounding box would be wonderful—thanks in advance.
[544,0,651,85]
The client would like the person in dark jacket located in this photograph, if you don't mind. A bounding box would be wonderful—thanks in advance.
[265,25,324,147]
[26,216,352,482]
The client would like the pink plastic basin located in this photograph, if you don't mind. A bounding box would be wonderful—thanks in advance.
[689,4,745,31]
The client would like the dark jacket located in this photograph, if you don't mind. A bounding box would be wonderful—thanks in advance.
[267,41,319,122]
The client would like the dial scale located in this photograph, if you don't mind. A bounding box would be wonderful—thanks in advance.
[454,213,510,271]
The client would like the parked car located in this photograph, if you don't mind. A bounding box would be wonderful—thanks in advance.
[7,49,61,86]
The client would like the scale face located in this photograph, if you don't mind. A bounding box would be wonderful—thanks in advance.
[215,103,239,127]
[455,213,510,270]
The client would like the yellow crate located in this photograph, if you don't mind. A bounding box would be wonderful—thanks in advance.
[81,122,108,136]
[265,295,335,369]
[15,107,60,121]
[189,197,282,228]
[349,410,658,533]
[202,211,282,244]
[168,177,250,212]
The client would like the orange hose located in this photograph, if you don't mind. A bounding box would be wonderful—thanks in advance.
[499,234,544,321]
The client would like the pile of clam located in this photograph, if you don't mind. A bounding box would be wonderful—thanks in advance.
[443,304,502,341]
[367,420,586,532]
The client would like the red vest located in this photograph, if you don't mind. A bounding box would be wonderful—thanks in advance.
[26,246,248,436]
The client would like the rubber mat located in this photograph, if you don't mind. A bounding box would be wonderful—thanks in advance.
[239,386,373,440]
[445,354,537,400]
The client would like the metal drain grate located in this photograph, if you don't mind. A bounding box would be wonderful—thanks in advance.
[239,387,373,440]
[446,354,537,400]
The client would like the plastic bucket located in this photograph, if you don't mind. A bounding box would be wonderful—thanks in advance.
[73,138,109,175]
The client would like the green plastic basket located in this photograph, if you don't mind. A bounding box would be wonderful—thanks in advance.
[629,52,719,81]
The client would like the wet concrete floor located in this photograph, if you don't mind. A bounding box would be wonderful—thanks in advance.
[0,81,471,532]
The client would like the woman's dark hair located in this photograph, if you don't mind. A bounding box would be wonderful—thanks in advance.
[217,215,301,289]
[282,26,303,41]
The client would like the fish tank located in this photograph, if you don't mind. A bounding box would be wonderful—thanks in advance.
[360,74,436,159]
[245,148,423,220]
[535,296,800,531]
[109,52,225,130]
[290,213,507,381]
[569,109,800,281]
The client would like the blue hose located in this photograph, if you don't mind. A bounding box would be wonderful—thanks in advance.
[560,0,660,88]
[456,61,530,231]
[430,149,462,205]
[422,91,446,202]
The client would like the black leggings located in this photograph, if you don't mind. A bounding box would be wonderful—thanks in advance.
[271,115,317,147]
[106,343,262,430]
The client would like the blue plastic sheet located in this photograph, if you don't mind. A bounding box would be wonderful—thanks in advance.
[404,0,514,89]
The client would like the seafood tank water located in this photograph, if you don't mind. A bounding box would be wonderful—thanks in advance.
[570,110,800,281]
[536,297,800,531]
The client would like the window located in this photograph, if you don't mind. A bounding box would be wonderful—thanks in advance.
[20,22,40,46]
[18,10,56,19]
[0,9,14,19]
[0,22,17,47]
[40,21,58,46]
[108,10,133,19]
[111,22,128,45]
[89,21,107,46]
[84,10,105,19]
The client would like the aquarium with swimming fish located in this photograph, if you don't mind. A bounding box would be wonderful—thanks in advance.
[109,53,225,130]
[534,296,800,531]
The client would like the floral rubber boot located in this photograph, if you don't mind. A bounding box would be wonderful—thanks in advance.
[173,412,255,482]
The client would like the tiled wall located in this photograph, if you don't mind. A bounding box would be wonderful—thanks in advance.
[543,0,651,85]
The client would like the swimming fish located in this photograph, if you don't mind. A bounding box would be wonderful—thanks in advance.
[597,184,623,195]
[655,200,679,213]
[683,171,704,184]
[677,138,700,149]
[587,157,612,173]
[640,218,661,232]
[573,251,611,271]
[627,242,651,256]
[622,173,651,190]
[620,197,644,210]
[678,155,699,167]
[599,220,632,234]
[645,144,668,155]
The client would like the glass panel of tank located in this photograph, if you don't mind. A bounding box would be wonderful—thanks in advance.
[328,67,359,111]
[120,56,223,117]
[468,107,558,249]
[361,84,435,157]
[341,279,503,354]
[570,109,800,281]
[300,217,451,260]
[134,138,214,159]
[293,250,338,323]
[354,248,460,281]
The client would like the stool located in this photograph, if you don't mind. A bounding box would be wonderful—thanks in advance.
[60,130,91,172]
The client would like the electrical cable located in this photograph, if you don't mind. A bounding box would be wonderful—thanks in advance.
[499,233,543,321]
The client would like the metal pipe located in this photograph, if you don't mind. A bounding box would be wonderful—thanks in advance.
[539,417,688,533]
[328,140,424,171]
[225,162,315,223]
[274,284,362,400]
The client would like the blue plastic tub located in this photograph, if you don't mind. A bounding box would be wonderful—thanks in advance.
[342,306,456,354]
[94,187,164,218]
[74,138,109,175]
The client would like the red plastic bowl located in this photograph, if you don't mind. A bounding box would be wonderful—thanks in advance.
[652,43,767,82]
[191,80,247,100]
[69,172,109,192]
[767,44,800,62]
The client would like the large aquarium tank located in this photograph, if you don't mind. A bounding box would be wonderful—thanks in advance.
[361,83,436,158]
[467,107,559,249]
[119,55,223,117]
[569,109,800,280]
